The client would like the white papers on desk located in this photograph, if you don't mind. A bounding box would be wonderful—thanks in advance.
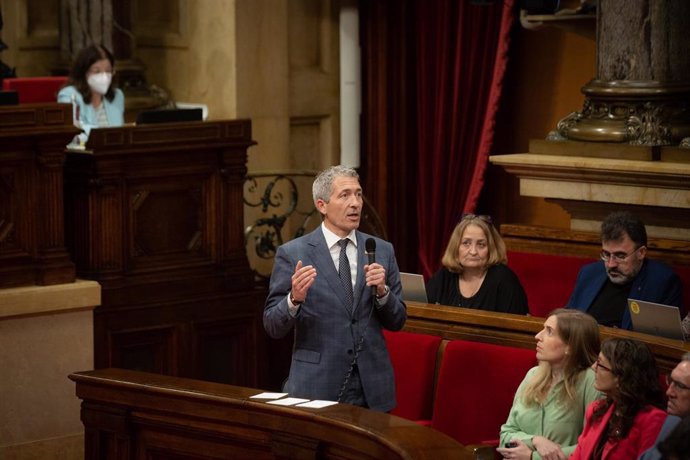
[250,392,288,400]
[249,392,338,408]
[295,400,338,409]
[266,397,310,406]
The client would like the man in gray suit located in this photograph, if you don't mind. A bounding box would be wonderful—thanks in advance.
[264,165,406,411]
[639,353,690,459]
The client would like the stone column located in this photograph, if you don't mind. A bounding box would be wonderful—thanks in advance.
[557,0,690,146]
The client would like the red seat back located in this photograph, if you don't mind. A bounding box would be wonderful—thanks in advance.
[674,265,690,317]
[2,76,68,104]
[507,251,594,318]
[384,330,442,420]
[431,339,536,446]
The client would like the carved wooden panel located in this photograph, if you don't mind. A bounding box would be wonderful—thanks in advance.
[129,182,210,271]
[67,120,264,385]
[17,0,60,49]
[109,326,178,376]
[193,316,257,386]
[0,104,77,287]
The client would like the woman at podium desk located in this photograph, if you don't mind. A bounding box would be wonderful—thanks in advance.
[57,44,124,145]
[425,214,528,314]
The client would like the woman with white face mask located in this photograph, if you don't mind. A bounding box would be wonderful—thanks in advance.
[57,44,125,142]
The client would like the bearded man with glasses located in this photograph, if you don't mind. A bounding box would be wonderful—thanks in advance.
[566,211,685,331]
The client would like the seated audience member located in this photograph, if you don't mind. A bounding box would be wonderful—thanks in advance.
[426,214,528,314]
[639,353,690,460]
[657,416,690,460]
[57,44,124,141]
[498,309,601,460]
[567,211,685,330]
[570,338,666,460]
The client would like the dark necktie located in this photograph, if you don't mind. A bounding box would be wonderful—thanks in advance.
[338,239,354,308]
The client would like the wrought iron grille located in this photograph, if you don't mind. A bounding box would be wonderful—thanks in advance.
[243,170,387,281]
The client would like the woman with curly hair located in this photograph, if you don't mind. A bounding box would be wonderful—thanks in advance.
[570,338,666,460]
[498,309,601,460]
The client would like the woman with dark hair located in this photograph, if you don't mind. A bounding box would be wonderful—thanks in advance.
[570,338,666,460]
[425,214,528,314]
[57,44,124,140]
[498,309,601,460]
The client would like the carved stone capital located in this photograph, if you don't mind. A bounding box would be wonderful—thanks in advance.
[557,80,690,147]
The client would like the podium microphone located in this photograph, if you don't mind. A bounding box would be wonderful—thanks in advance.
[365,238,377,297]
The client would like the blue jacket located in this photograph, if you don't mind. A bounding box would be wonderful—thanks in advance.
[566,259,684,330]
[57,85,125,136]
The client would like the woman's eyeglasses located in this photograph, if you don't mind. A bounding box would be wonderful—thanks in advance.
[594,359,612,373]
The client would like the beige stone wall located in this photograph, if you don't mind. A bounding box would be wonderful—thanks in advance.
[0,0,65,75]
[135,0,340,174]
[136,0,238,121]
[0,281,100,460]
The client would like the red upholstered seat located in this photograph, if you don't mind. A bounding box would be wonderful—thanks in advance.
[430,339,536,446]
[384,329,442,421]
[2,76,68,104]
[675,265,690,317]
[507,251,594,318]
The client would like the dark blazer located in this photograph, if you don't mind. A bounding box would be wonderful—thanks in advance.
[566,259,684,329]
[263,227,407,412]
[570,401,666,460]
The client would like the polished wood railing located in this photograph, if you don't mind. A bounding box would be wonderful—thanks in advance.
[404,302,690,374]
[70,368,472,460]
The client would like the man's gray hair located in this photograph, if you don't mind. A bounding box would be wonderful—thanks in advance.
[683,352,690,362]
[312,165,359,205]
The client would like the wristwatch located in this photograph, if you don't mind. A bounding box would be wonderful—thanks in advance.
[376,285,390,299]
[290,292,303,305]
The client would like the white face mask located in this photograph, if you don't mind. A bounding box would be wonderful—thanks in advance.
[87,72,113,95]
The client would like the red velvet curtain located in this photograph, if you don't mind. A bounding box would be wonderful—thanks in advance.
[416,0,515,277]
[361,0,515,276]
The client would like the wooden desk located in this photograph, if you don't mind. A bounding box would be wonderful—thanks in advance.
[0,103,79,287]
[70,368,471,460]
[403,302,690,374]
[64,120,266,386]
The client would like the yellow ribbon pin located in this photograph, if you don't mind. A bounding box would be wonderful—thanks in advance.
[629,301,640,315]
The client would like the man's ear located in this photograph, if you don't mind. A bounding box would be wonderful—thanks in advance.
[638,245,648,260]
[315,198,327,216]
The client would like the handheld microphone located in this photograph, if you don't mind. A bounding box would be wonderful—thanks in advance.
[365,238,377,297]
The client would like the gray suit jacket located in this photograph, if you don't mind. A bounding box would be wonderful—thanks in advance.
[264,227,407,412]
